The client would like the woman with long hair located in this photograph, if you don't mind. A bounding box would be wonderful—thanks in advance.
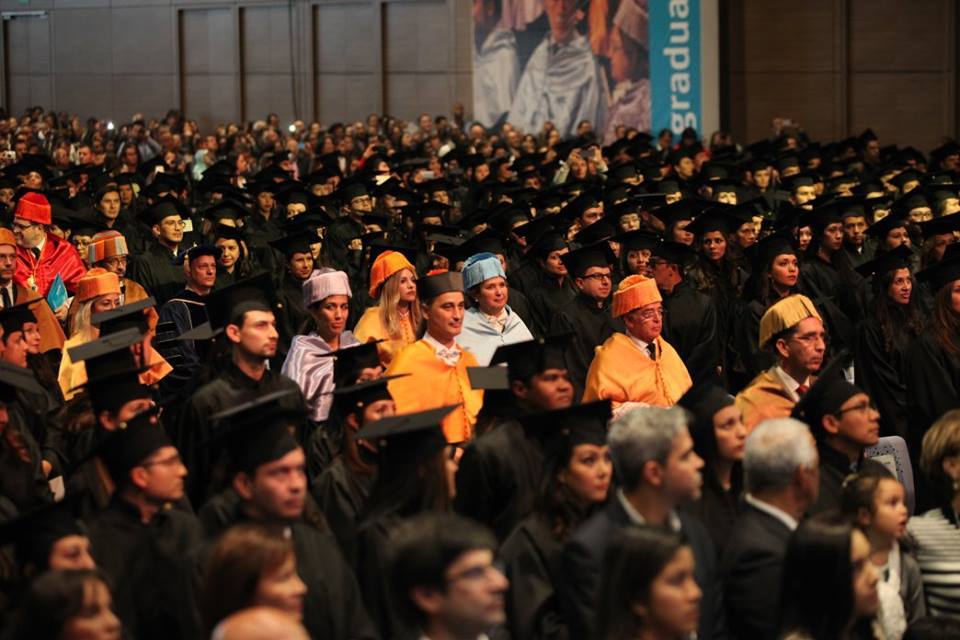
[458,252,533,366]
[904,257,960,452]
[311,378,395,566]
[353,407,458,639]
[853,247,925,439]
[908,409,960,618]
[200,523,307,636]
[5,569,121,640]
[777,513,882,640]
[213,224,257,285]
[596,526,702,640]
[677,382,746,554]
[57,269,121,400]
[500,402,612,640]
[353,249,420,366]
[281,269,357,424]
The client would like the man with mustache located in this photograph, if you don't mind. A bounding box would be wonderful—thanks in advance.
[736,294,827,431]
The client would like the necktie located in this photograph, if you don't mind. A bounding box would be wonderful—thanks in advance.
[31,247,40,260]
[1,287,11,309]
[647,343,656,361]
[796,384,809,396]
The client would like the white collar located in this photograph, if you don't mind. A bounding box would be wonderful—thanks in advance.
[627,332,656,358]
[744,493,799,531]
[617,489,681,532]
[772,365,807,402]
[423,332,458,352]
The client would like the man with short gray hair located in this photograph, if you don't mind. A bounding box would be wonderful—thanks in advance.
[721,418,820,640]
[560,406,723,639]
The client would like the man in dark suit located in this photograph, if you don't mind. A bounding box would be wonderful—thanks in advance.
[560,406,724,639]
[721,417,820,640]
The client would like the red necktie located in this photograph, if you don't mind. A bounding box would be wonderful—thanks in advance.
[796,384,809,396]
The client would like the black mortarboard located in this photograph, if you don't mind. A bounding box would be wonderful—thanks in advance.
[180,272,276,340]
[527,229,568,260]
[59,209,108,236]
[560,242,616,277]
[319,341,385,388]
[173,244,222,266]
[254,165,292,183]
[676,381,735,457]
[418,270,464,301]
[329,376,400,414]
[151,172,188,195]
[202,200,248,224]
[866,211,909,239]
[0,302,36,336]
[210,389,304,474]
[356,405,456,461]
[650,198,709,229]
[684,206,739,237]
[890,169,923,191]
[489,333,573,382]
[339,180,369,202]
[512,216,559,246]
[0,494,86,569]
[97,418,174,483]
[560,193,602,222]
[790,351,860,438]
[269,232,315,258]
[920,214,960,240]
[521,401,611,461]
[141,196,188,226]
[615,230,661,253]
[572,216,618,246]
[92,297,156,336]
[893,189,931,216]
[755,229,798,267]
[213,223,245,242]
[855,244,913,279]
[276,183,312,208]
[651,240,696,267]
[460,228,508,257]
[466,366,510,391]
[917,256,960,292]
[0,360,43,403]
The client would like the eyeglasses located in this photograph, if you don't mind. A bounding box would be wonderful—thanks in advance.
[637,307,664,321]
[161,219,186,228]
[834,400,877,416]
[580,272,612,282]
[12,222,35,231]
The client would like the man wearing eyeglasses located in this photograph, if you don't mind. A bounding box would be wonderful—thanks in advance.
[87,230,150,307]
[736,294,827,431]
[11,191,86,300]
[583,274,692,417]
[791,364,881,514]
[126,198,190,306]
[389,512,508,640]
[551,242,624,401]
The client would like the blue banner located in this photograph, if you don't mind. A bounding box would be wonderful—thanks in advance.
[649,0,702,135]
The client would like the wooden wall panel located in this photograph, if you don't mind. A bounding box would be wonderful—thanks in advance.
[180,8,237,129]
[383,1,451,119]
[241,4,295,123]
[314,2,377,125]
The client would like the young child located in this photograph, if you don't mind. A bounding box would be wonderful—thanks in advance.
[842,462,927,640]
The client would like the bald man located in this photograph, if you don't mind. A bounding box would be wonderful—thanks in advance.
[212,607,309,640]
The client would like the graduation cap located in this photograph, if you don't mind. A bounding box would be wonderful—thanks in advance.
[755,229,798,268]
[329,375,402,415]
[180,272,277,340]
[202,200,248,224]
[141,196,188,226]
[318,341,385,388]
[677,381,735,458]
[489,333,573,382]
[91,297,156,336]
[418,178,453,195]
[253,165,292,183]
[172,244,222,266]
[459,228,509,257]
[339,180,370,203]
[95,415,174,483]
[560,241,616,278]
[889,169,923,191]
[58,209,108,237]
[651,240,696,267]
[213,222,245,242]
[512,216,558,246]
[0,302,36,336]
[418,270,464,301]
[520,401,612,462]
[615,229,662,253]
[649,198,710,229]
[790,350,860,438]
[684,205,741,237]
[920,214,960,240]
[866,211,909,239]
[917,255,960,292]
[210,389,305,474]
[527,229,568,260]
[0,493,87,569]
[855,244,913,280]
[892,189,931,216]
[466,366,509,391]
[269,232,316,258]
[572,216,618,246]
[402,201,451,225]
[365,239,418,271]
[487,205,531,234]
[356,405,457,461]
[607,161,643,183]
[151,172,188,195]
[275,183,312,209]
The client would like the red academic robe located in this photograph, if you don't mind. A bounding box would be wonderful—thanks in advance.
[15,233,87,297]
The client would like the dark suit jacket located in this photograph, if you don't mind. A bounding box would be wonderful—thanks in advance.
[719,502,793,640]
[560,497,724,639]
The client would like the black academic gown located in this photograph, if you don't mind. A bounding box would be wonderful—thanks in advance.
[276,273,310,359]
[324,216,364,272]
[454,417,544,541]
[904,331,960,454]
[810,443,861,515]
[127,242,187,307]
[525,270,577,337]
[200,495,377,640]
[173,361,306,506]
[85,498,204,640]
[841,241,875,270]
[155,289,209,408]
[500,513,570,640]
[355,512,417,640]
[12,385,67,478]
[854,318,912,439]
[311,450,377,568]
[0,418,52,514]
[800,252,863,330]
[660,281,720,384]
[549,293,623,401]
